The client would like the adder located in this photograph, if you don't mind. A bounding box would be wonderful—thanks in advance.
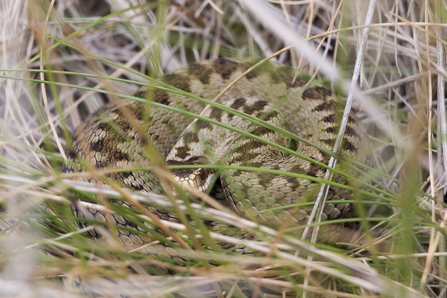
[64,58,369,252]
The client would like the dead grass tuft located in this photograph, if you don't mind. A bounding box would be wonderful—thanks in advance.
[0,0,446,297]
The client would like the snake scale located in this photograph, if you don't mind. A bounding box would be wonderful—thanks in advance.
[64,58,369,253]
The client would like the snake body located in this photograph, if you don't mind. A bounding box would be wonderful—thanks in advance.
[65,58,369,250]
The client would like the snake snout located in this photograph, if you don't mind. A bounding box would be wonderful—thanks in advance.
[171,168,214,193]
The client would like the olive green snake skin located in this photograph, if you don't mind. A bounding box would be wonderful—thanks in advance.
[64,58,369,253]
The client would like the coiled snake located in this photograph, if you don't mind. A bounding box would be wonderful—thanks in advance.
[64,58,369,253]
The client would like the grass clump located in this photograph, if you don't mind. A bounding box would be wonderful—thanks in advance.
[0,0,446,297]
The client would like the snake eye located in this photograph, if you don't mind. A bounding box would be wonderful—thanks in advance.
[198,169,207,180]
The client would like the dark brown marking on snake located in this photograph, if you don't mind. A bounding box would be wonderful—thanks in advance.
[346,126,360,138]
[67,148,77,159]
[167,156,201,166]
[110,108,121,117]
[342,139,358,152]
[245,68,259,79]
[321,154,331,165]
[188,63,211,84]
[306,163,323,178]
[243,100,268,115]
[91,139,103,152]
[279,73,306,89]
[166,73,191,93]
[175,146,190,159]
[313,149,331,165]
[183,131,199,143]
[168,158,205,178]
[209,107,224,121]
[120,121,130,132]
[263,111,279,122]
[214,57,239,79]
[319,138,336,147]
[121,172,131,179]
[302,86,333,101]
[251,125,272,137]
[312,100,336,112]
[230,98,246,110]
[121,216,138,228]
[321,114,335,123]
[283,175,300,187]
[271,164,280,170]
[104,152,126,168]
[348,115,357,124]
[324,127,335,133]
[153,89,171,105]
[97,122,106,130]
[196,119,211,129]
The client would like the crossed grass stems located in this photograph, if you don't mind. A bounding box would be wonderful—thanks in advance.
[3,5,442,296]
[5,24,435,255]
[20,62,434,296]
[14,3,429,251]
[22,60,416,249]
